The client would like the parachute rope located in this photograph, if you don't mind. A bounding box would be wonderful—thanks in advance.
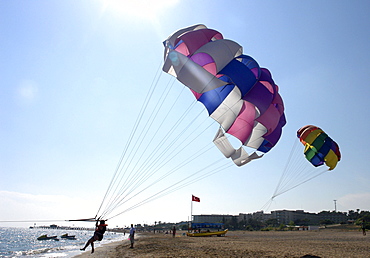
[271,138,330,199]
[95,60,232,220]
[271,168,328,199]
[107,160,233,220]
[99,74,178,219]
[95,61,164,218]
[272,139,300,199]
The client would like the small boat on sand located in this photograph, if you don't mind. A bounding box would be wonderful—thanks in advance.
[187,223,228,237]
[37,235,59,240]
[187,229,228,237]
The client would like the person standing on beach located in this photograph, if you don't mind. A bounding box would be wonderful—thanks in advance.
[129,224,136,248]
[361,219,366,236]
[80,220,108,254]
[172,226,176,237]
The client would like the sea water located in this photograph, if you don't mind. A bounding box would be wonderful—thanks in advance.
[0,227,127,258]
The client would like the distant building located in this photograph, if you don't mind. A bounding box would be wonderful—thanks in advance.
[193,209,351,226]
[193,214,233,223]
[237,213,252,222]
[318,211,347,224]
[271,210,320,225]
[238,211,273,223]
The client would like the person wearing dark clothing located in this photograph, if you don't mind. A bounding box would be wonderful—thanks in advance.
[172,226,176,237]
[361,219,366,236]
[129,224,135,248]
[80,220,108,253]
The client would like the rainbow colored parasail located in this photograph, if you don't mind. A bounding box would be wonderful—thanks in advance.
[162,24,286,166]
[297,125,341,170]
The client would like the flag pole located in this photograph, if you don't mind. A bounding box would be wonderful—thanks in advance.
[189,196,193,231]
[190,195,200,230]
[191,196,193,223]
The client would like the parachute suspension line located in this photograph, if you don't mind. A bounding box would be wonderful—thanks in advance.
[114,95,199,201]
[100,114,218,219]
[100,77,177,214]
[143,79,265,178]
[99,80,168,220]
[135,109,210,183]
[100,74,235,219]
[99,92,223,219]
[114,122,218,211]
[100,81,258,220]
[129,86,192,176]
[98,85,199,219]
[132,108,215,183]
[271,168,329,199]
[273,147,310,198]
[100,57,271,219]
[260,198,274,212]
[163,161,234,197]
[123,80,264,207]
[118,161,233,218]
[107,158,233,220]
[102,142,217,218]
[271,139,300,199]
[140,143,216,194]
[98,76,215,219]
[267,135,332,207]
[96,61,165,219]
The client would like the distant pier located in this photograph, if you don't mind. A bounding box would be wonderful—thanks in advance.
[29,224,126,233]
[30,224,92,231]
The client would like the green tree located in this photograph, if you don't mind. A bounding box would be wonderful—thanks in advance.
[238,218,247,230]
[320,219,334,225]
[265,218,279,227]
[288,221,295,231]
[356,212,370,230]
[278,224,286,231]
[294,218,310,226]
[230,216,238,229]
[247,218,264,231]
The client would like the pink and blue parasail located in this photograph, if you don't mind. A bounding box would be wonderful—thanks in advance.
[162,24,286,166]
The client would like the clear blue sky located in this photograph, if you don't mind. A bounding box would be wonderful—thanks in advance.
[1,0,370,228]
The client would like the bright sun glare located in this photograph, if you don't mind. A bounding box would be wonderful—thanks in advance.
[102,0,180,20]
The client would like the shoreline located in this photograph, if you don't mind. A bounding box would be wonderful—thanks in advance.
[72,229,369,258]
[72,237,131,258]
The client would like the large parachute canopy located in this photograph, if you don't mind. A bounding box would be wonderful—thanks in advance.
[297,125,341,170]
[162,24,286,166]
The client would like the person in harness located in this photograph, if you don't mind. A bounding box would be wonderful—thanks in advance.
[80,220,108,253]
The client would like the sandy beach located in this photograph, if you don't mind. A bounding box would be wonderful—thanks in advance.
[74,228,369,258]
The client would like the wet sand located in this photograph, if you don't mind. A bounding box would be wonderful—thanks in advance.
[74,229,369,258]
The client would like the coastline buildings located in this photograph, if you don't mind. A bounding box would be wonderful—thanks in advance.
[193,209,351,226]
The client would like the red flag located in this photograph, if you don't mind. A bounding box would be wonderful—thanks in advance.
[192,195,200,202]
